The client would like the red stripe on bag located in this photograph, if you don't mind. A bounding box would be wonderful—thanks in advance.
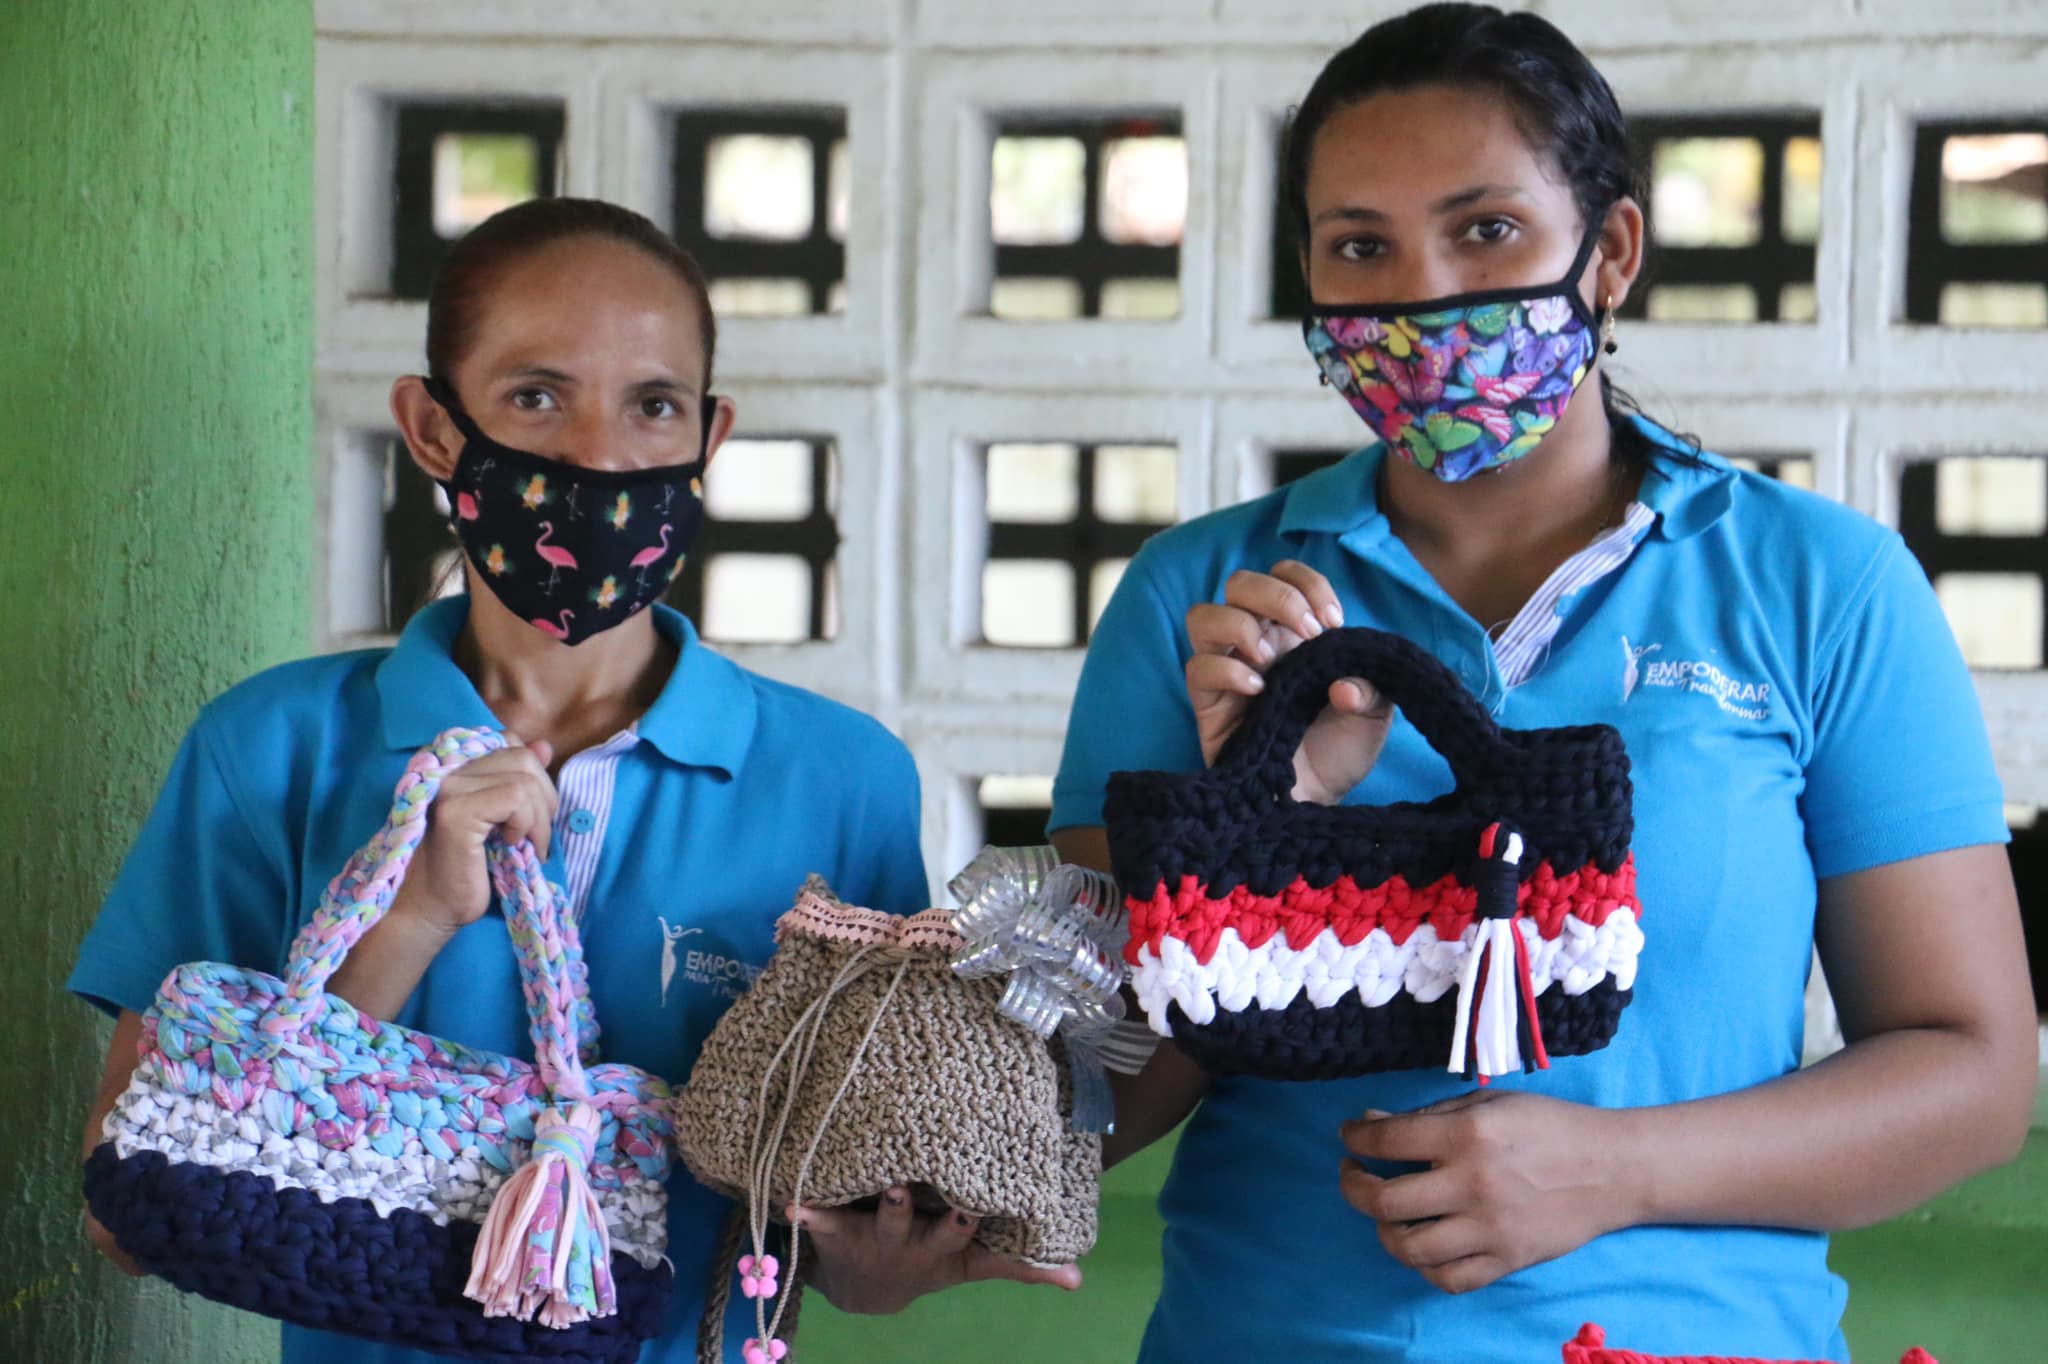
[1123,855,1638,967]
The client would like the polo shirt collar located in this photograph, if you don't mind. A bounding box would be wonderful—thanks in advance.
[374,598,757,777]
[1278,443,1391,550]
[1629,414,1736,541]
[1277,416,1735,550]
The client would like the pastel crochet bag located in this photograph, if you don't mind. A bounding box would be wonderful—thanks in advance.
[84,728,674,1364]
[1562,1323,1938,1363]
[1104,625,1644,1082]
[671,873,1108,1364]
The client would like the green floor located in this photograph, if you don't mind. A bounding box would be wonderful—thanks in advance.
[798,1130,2048,1363]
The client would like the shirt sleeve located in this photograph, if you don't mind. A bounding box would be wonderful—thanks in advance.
[1799,533,2010,880]
[67,707,296,1017]
[1049,547,1206,833]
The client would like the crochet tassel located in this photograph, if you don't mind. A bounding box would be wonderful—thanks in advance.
[465,1102,617,1327]
[1447,824,1549,1084]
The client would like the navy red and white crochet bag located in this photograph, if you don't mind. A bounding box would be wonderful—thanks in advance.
[1104,627,1644,1082]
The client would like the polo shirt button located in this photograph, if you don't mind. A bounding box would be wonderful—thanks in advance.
[566,808,597,835]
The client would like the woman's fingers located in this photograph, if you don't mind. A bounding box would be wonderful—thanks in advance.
[1186,601,1279,664]
[1223,568,1325,642]
[433,746,561,858]
[1331,678,1391,717]
[1268,560,1345,632]
[1187,652,1266,701]
[874,1188,914,1247]
[924,1207,979,1257]
[962,1246,1082,1291]
[1379,1213,1490,1271]
[1187,654,1266,767]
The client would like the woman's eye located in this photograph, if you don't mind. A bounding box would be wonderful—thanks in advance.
[1466,218,1516,244]
[1333,236,1384,262]
[510,388,555,411]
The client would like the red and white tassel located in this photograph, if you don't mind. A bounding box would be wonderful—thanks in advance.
[1446,824,1550,1084]
[464,1102,618,1327]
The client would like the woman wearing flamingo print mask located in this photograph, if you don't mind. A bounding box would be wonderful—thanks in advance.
[73,198,1072,1364]
[1050,5,2034,1361]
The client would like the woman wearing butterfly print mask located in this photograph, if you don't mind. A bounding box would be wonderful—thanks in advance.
[1050,6,2035,1361]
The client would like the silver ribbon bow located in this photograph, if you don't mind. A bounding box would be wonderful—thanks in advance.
[949,846,1127,1134]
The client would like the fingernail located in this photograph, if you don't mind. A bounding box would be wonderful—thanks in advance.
[1363,1108,1391,1120]
[1299,613,1323,639]
[1256,637,1276,664]
[1245,673,1265,693]
[1321,603,1345,629]
[884,1189,906,1206]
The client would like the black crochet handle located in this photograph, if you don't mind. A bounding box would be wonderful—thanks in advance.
[1212,626,1509,802]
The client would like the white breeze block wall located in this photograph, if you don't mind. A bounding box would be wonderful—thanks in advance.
[313,0,2048,901]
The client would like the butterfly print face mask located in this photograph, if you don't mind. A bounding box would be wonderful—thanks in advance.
[422,376,711,646]
[1302,225,1604,482]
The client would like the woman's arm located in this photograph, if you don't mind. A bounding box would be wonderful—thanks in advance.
[1622,842,2036,1226]
[82,1010,147,1275]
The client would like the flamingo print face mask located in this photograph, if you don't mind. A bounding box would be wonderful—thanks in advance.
[422,377,709,645]
[1302,224,1603,482]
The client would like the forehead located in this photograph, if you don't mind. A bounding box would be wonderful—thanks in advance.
[1306,84,1572,212]
[461,236,708,376]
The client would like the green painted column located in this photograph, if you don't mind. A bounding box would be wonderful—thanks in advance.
[0,2,313,1358]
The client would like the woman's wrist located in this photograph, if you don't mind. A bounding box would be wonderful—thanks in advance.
[1599,1103,1663,1232]
[385,878,465,944]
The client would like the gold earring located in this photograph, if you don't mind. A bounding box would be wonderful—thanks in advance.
[1601,296,1619,356]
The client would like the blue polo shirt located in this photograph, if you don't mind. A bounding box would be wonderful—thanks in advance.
[70,597,928,1364]
[1052,418,2008,1364]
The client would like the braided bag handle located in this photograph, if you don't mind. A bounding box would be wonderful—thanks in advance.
[260,727,593,1095]
[1212,626,1509,803]
[259,727,630,1323]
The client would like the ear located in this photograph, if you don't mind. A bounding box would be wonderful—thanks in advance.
[698,394,739,475]
[390,375,465,484]
[1590,197,1646,316]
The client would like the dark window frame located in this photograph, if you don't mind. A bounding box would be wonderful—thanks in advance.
[990,113,1183,319]
[389,101,565,300]
[671,108,848,316]
[982,442,1176,647]
[1905,117,2048,324]
[1897,457,2048,669]
[1621,114,1821,325]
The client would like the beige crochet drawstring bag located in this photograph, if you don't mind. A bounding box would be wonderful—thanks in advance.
[671,876,1101,1364]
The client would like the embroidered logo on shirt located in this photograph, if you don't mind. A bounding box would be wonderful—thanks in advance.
[1621,636,1772,720]
[658,917,763,1006]
[658,917,702,1007]
[1620,636,1661,701]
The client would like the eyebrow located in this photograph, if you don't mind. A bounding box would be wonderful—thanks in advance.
[501,367,700,400]
[504,365,578,385]
[629,376,698,402]
[1311,183,1533,227]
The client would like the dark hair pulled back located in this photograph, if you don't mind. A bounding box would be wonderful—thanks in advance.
[425,197,718,390]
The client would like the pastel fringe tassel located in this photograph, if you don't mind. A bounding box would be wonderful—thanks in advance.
[465,1103,618,1327]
